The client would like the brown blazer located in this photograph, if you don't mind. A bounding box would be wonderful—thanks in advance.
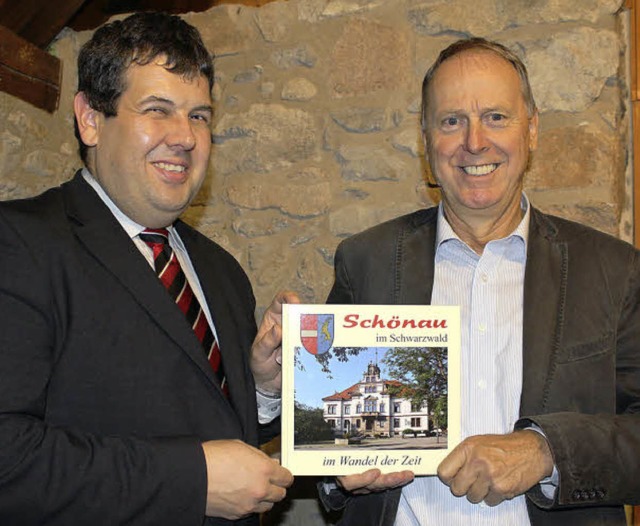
[325,206,640,525]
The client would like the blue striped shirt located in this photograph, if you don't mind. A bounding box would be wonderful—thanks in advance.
[396,197,531,526]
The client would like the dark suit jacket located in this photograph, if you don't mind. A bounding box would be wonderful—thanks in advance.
[0,172,275,525]
[325,206,640,525]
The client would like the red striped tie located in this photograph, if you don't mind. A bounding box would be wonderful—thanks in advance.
[139,228,228,396]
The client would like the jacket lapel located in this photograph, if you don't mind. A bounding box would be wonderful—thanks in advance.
[520,209,568,415]
[397,208,438,305]
[176,222,250,423]
[62,173,222,389]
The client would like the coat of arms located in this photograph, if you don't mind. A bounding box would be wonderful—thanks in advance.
[300,314,334,355]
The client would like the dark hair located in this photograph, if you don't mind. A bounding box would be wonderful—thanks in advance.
[420,37,536,132]
[75,12,214,163]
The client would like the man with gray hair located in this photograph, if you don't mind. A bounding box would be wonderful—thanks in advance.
[320,37,640,525]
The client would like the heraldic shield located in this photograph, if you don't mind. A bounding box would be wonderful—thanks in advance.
[300,314,334,355]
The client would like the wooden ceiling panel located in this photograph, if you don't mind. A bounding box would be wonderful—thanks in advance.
[0,0,88,48]
[0,0,279,112]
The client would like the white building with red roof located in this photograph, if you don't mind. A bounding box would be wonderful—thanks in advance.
[322,361,430,437]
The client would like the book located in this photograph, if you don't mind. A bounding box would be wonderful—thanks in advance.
[281,303,461,475]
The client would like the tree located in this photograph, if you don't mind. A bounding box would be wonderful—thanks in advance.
[294,402,335,444]
[294,345,366,379]
[382,346,448,428]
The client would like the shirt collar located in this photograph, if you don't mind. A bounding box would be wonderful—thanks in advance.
[435,193,531,250]
[81,167,178,243]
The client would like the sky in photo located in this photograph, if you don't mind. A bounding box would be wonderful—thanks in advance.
[294,346,392,409]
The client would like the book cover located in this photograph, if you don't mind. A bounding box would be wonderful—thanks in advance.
[281,304,461,475]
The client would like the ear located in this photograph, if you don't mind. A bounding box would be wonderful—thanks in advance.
[74,92,101,147]
[528,111,539,152]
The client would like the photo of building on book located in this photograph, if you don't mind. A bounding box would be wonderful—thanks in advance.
[293,346,448,450]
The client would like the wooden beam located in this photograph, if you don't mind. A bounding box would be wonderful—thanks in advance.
[635,100,640,250]
[0,0,88,48]
[628,0,640,249]
[0,25,61,112]
[69,0,283,31]
[629,0,638,102]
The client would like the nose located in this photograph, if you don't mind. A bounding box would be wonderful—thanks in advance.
[166,115,196,151]
[464,119,489,154]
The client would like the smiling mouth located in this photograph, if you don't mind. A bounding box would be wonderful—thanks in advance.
[153,161,187,173]
[462,163,499,176]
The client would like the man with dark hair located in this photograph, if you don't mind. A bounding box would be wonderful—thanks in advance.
[320,37,640,525]
[0,12,294,525]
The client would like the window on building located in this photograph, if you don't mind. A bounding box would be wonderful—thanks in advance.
[365,400,377,412]
[379,403,385,412]
[394,403,401,413]
[393,418,400,428]
[356,404,362,413]
[356,419,361,429]
[328,419,335,428]
[344,405,350,415]
[411,417,421,427]
[327,404,336,415]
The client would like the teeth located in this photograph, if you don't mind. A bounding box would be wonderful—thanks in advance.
[463,164,498,175]
[155,162,186,173]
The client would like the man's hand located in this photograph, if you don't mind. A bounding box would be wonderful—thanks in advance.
[437,430,554,506]
[202,439,293,519]
[251,290,300,394]
[337,468,414,495]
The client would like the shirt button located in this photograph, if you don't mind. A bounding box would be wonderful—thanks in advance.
[478,323,487,332]
[478,379,487,390]
[481,273,488,283]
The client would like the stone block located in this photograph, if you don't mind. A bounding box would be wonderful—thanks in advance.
[330,19,411,98]
[213,104,317,174]
[522,28,619,113]
[527,124,617,190]
[408,0,509,37]
[282,78,318,101]
[255,2,297,42]
[227,178,331,218]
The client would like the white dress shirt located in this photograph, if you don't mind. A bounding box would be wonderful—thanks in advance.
[395,198,531,526]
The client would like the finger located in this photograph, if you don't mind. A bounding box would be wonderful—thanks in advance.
[270,465,294,488]
[483,488,508,507]
[255,501,275,514]
[263,484,288,504]
[337,469,381,492]
[370,470,415,491]
[465,479,490,504]
[437,447,467,486]
[448,466,481,498]
[275,290,301,307]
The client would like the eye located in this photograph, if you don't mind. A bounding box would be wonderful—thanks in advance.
[190,113,211,124]
[145,107,168,116]
[486,112,507,124]
[441,116,461,130]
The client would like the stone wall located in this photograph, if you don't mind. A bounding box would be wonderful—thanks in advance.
[0,1,634,524]
[0,0,633,316]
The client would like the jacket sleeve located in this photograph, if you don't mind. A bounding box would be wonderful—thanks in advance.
[517,246,640,510]
[0,209,207,526]
[327,241,356,305]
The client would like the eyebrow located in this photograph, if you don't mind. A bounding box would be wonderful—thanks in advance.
[139,96,213,114]
[435,105,510,117]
